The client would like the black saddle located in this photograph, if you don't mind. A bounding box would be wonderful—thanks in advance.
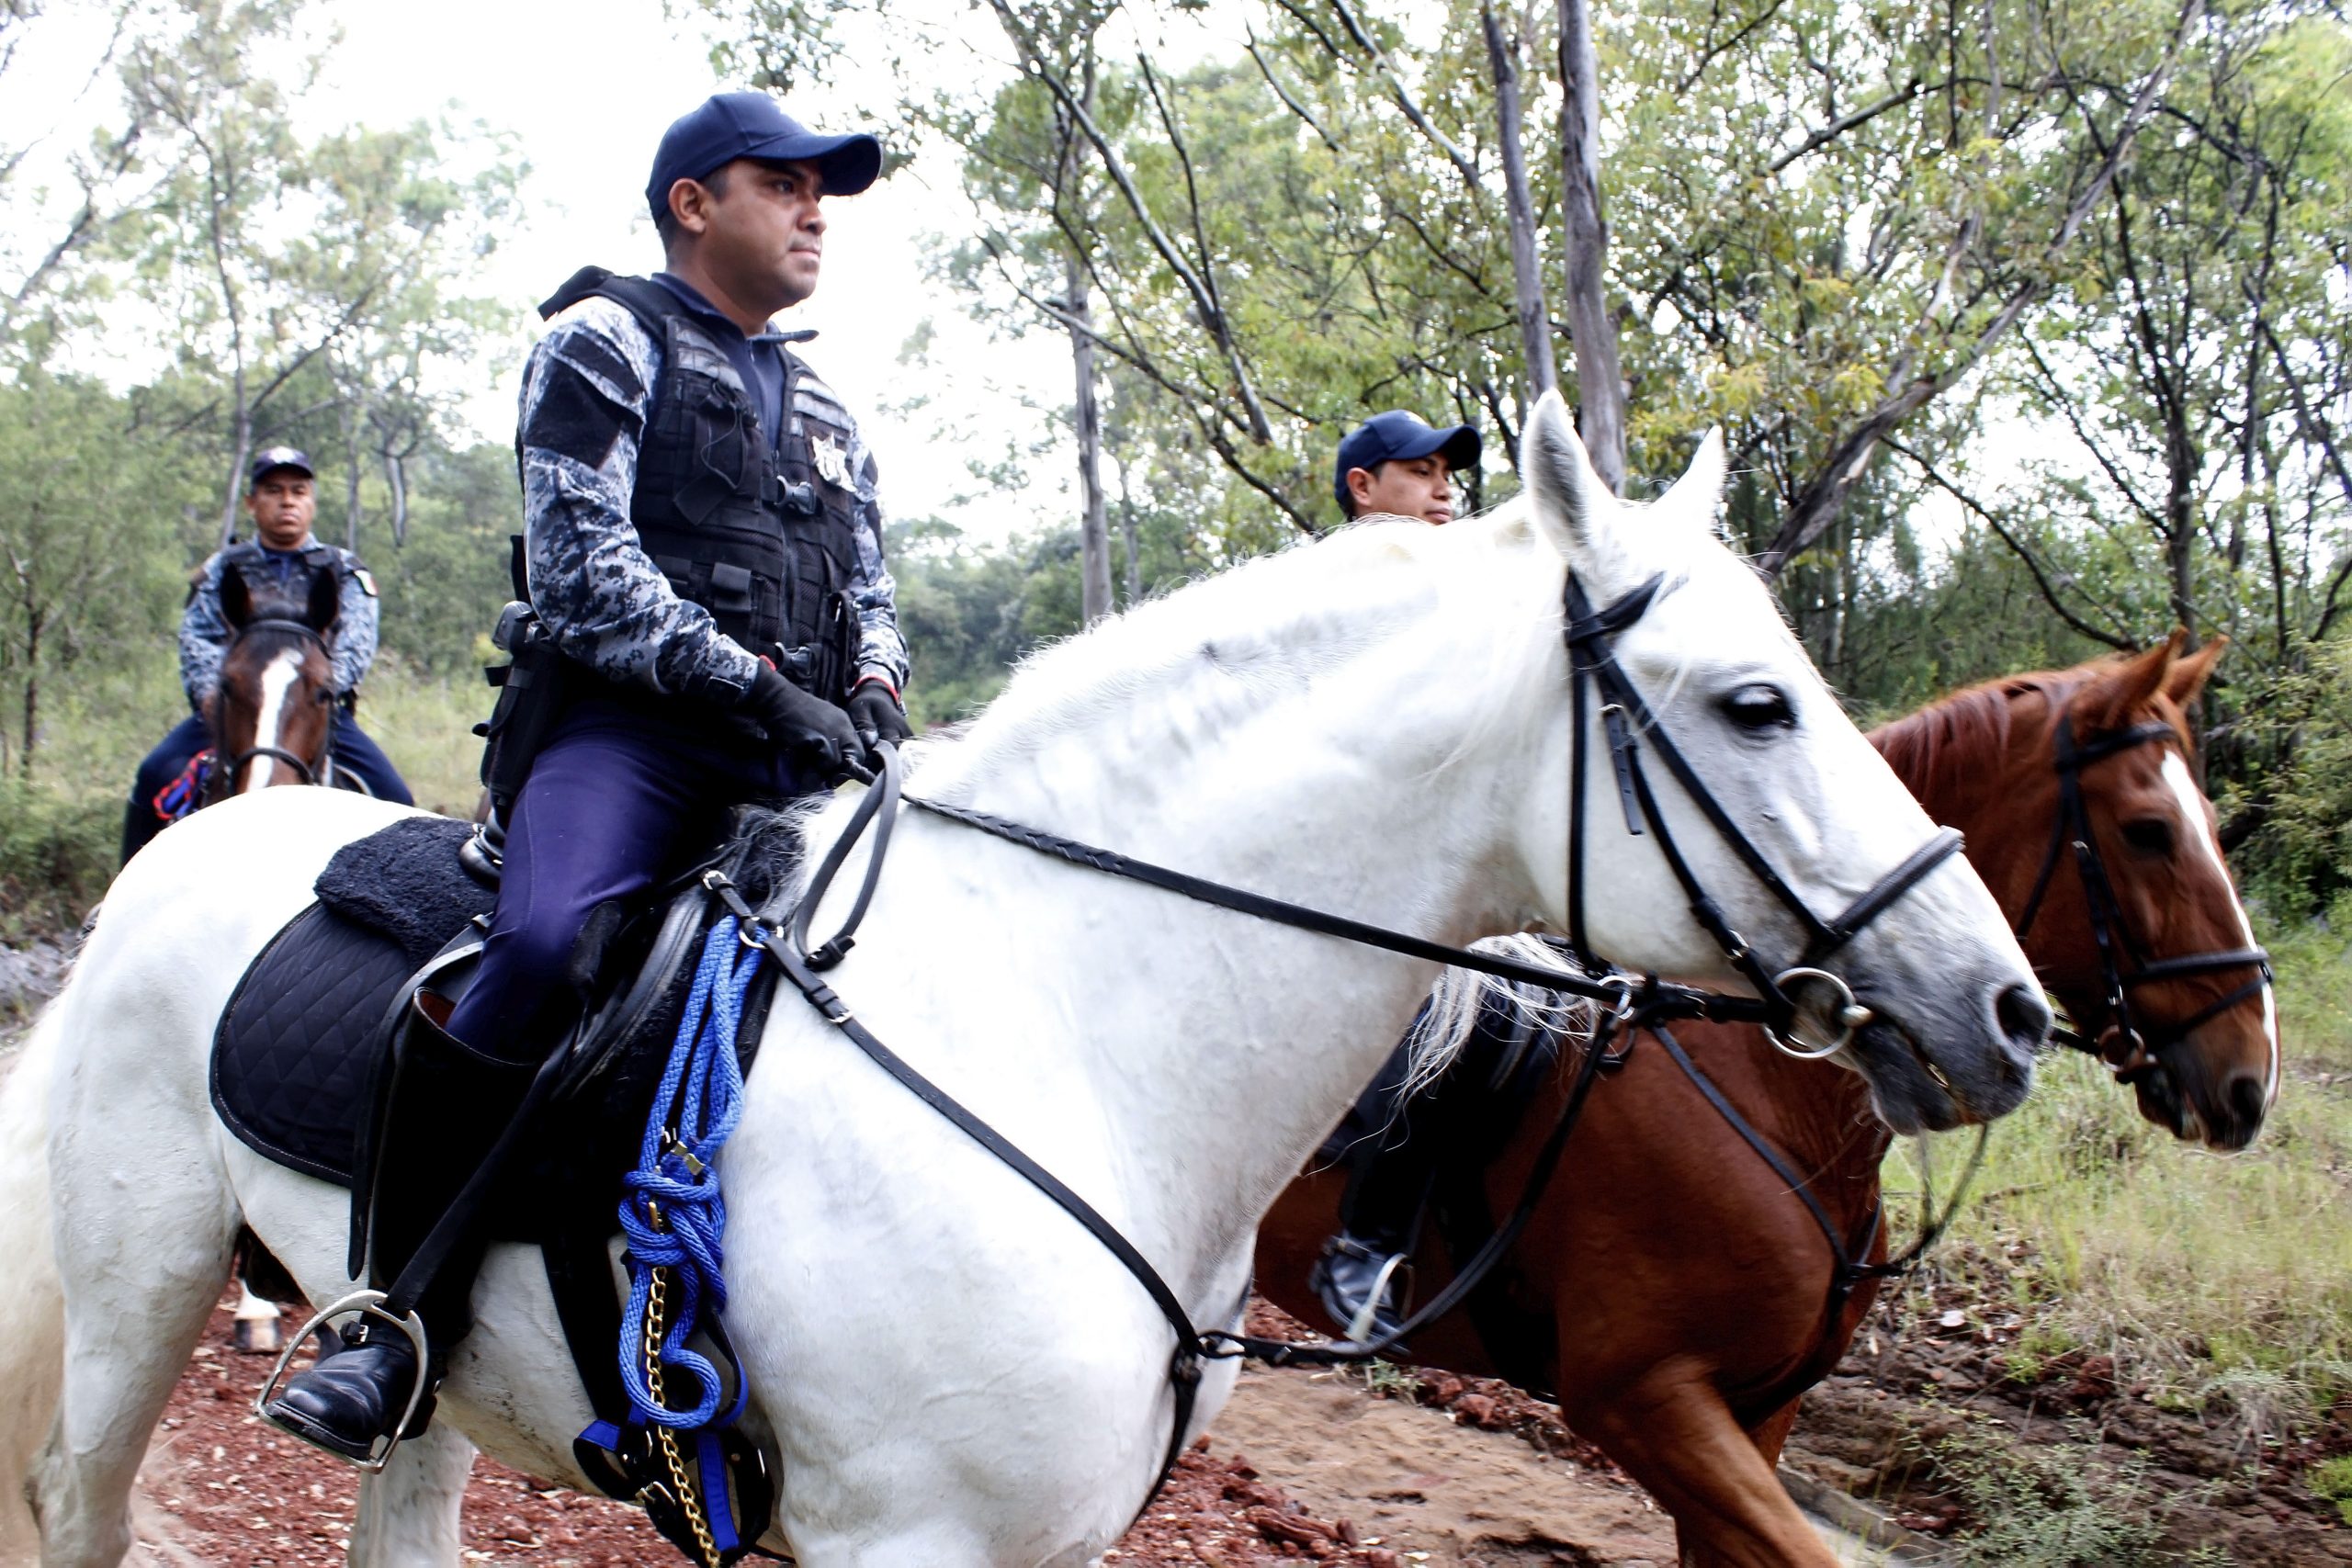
[210,815,775,1224]
[210,811,797,1529]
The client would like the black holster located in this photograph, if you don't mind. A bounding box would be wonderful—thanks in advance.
[767,586,862,708]
[478,596,571,823]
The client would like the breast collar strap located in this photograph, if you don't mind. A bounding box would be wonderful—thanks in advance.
[1563,573,1965,1058]
[2015,715,2270,1063]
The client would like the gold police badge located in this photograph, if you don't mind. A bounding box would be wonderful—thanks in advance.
[809,433,852,490]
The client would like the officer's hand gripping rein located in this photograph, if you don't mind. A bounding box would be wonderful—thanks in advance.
[744,664,866,783]
[846,681,910,763]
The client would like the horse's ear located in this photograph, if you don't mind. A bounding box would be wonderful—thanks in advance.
[220,564,253,629]
[1521,389,1612,562]
[2086,631,2182,731]
[306,566,341,633]
[1656,429,1727,525]
[2162,633,2226,707]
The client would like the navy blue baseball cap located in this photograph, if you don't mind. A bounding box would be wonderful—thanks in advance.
[247,446,313,488]
[1333,411,1482,513]
[646,93,884,220]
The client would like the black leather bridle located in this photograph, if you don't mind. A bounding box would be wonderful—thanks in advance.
[2014,715,2271,1073]
[712,564,1978,1517]
[206,616,338,799]
[1563,573,1966,1059]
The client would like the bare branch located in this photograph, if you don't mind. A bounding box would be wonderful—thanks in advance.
[1244,28,1340,152]
[1887,437,2136,649]
[1768,76,1928,173]
[987,0,1276,444]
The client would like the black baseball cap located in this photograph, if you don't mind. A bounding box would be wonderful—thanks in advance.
[1333,412,1482,513]
[247,446,314,488]
[646,93,884,221]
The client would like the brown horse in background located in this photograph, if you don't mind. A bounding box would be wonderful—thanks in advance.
[207,559,345,799]
[1256,636,2278,1568]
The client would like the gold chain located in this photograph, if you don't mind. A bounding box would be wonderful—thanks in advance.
[641,1244,724,1568]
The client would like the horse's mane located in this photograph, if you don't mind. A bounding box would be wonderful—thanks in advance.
[911,505,1561,800]
[1868,651,2193,805]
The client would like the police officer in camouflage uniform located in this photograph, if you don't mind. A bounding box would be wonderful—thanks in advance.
[262,93,911,1462]
[122,447,413,864]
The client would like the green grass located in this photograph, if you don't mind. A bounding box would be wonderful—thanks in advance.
[2310,1455,2352,1525]
[0,653,491,943]
[1898,942,2352,1444]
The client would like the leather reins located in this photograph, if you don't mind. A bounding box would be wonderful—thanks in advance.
[728,567,1973,1515]
[209,616,337,797]
[2015,716,2271,1074]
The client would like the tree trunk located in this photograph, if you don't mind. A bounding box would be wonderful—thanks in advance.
[343,394,365,551]
[219,389,251,547]
[1483,2,1557,403]
[1068,251,1114,626]
[1556,0,1625,495]
[18,610,40,776]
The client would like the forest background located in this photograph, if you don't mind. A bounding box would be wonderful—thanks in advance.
[3,0,2352,1543]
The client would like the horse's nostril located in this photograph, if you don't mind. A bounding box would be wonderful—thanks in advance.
[2227,1073,2269,1134]
[1995,983,2052,1055]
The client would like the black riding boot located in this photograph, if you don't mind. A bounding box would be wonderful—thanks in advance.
[265,994,546,1461]
[1310,1109,1446,1344]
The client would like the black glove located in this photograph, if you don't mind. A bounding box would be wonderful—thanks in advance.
[743,666,865,781]
[847,681,912,761]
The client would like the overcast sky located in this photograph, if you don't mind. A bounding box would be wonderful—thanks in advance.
[4,0,1113,545]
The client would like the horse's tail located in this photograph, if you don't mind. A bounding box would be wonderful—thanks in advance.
[0,1000,66,1560]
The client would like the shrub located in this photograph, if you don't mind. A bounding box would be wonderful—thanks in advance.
[0,779,116,943]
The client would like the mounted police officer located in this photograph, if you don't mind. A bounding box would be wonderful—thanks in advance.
[1314,409,1489,1342]
[263,93,912,1462]
[121,447,414,863]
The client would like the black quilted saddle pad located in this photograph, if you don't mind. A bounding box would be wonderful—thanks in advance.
[211,817,494,1186]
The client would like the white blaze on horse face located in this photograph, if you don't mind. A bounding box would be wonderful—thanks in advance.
[2160,750,2279,1108]
[243,647,303,793]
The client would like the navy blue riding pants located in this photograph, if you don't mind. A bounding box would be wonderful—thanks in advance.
[121,707,415,863]
[444,699,814,1064]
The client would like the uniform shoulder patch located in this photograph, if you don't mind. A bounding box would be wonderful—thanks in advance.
[353,568,379,598]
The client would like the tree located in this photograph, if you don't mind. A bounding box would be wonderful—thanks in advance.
[0,373,192,772]
[119,1,520,546]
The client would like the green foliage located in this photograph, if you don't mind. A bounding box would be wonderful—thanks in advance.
[2234,643,2352,919]
[1936,1424,2176,1566]
[0,371,203,774]
[0,778,117,943]
[889,518,1088,726]
[2308,1455,2352,1526]
[368,442,523,676]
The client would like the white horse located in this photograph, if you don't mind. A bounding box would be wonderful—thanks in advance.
[2,396,2045,1567]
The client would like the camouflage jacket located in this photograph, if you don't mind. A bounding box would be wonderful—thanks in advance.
[514,294,910,705]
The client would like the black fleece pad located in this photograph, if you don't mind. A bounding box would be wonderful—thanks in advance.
[314,815,496,968]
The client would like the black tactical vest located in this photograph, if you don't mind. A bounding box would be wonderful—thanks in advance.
[217,540,349,607]
[537,266,865,697]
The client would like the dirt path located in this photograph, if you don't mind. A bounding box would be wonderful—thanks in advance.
[114,1297,1888,1568]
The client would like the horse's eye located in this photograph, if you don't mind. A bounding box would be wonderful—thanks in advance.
[2121,818,2175,856]
[1721,684,1795,732]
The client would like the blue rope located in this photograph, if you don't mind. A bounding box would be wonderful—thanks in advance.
[616,914,761,1430]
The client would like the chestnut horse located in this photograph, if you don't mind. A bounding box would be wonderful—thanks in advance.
[1256,635,2277,1568]
[204,559,347,799]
